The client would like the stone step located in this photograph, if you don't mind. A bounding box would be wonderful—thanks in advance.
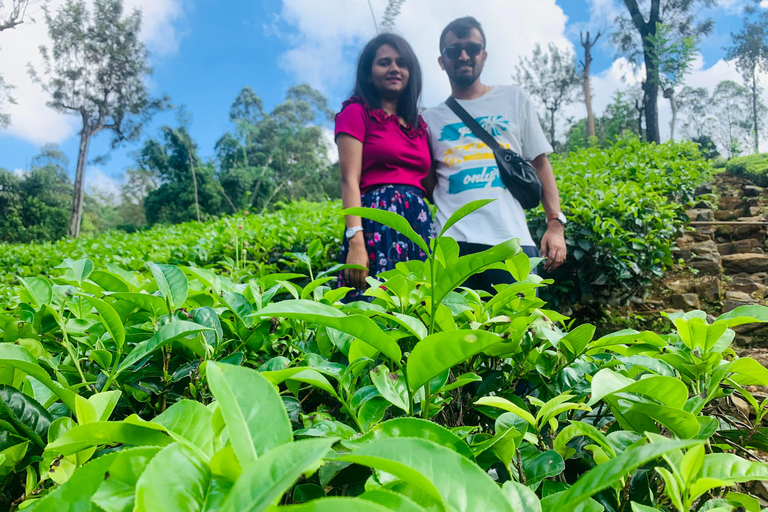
[722,253,768,274]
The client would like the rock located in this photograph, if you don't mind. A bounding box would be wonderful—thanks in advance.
[751,206,764,217]
[706,314,718,324]
[686,208,713,221]
[689,253,722,276]
[691,240,718,255]
[695,276,722,302]
[675,234,695,250]
[693,228,715,241]
[733,239,757,254]
[670,293,701,310]
[731,394,752,418]
[714,210,736,221]
[695,183,712,196]
[722,290,756,312]
[722,253,768,274]
[731,281,768,295]
[733,273,766,284]
[717,242,734,256]
[719,195,742,210]
[744,185,764,197]
[666,278,695,294]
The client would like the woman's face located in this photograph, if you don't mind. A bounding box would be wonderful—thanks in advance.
[370,44,410,99]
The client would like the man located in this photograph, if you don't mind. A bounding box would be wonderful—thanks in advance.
[422,16,567,293]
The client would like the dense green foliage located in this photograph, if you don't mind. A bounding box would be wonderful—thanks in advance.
[530,137,713,306]
[0,201,342,293]
[727,152,768,187]
[1,202,767,512]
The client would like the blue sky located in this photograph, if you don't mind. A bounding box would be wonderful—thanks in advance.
[0,0,755,194]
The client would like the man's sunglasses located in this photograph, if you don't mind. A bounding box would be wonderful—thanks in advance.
[441,42,484,60]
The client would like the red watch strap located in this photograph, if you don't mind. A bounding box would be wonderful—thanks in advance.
[547,213,560,222]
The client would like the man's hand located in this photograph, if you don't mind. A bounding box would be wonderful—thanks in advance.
[344,232,370,289]
[541,221,567,272]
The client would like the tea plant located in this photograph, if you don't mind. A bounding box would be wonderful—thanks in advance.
[2,199,768,511]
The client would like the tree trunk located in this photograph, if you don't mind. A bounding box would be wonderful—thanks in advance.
[664,88,677,141]
[752,68,760,154]
[68,127,91,238]
[187,149,201,222]
[581,31,600,138]
[643,57,661,144]
[549,109,556,146]
[249,167,268,209]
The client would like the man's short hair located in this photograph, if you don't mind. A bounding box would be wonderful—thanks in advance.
[439,16,486,52]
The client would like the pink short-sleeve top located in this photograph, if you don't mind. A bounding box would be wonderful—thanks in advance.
[334,96,430,193]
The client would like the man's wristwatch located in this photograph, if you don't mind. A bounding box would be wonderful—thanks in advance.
[547,212,567,226]
[345,226,364,239]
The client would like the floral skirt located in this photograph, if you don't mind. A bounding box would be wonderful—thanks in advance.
[338,184,433,301]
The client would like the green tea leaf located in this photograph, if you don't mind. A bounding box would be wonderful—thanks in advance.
[45,421,174,455]
[86,296,125,350]
[149,263,189,310]
[438,199,496,238]
[134,443,211,512]
[342,207,430,255]
[207,362,292,467]
[0,344,77,412]
[0,385,52,448]
[115,321,211,377]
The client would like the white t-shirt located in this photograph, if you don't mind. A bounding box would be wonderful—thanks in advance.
[422,85,553,246]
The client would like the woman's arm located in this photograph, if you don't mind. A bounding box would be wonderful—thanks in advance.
[338,133,369,289]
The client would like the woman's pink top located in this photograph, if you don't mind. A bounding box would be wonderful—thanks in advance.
[334,96,430,193]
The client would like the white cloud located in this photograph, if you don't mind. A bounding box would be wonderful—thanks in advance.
[275,0,573,109]
[85,166,122,200]
[0,0,185,145]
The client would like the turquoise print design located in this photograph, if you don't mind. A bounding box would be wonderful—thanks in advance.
[448,166,504,194]
[439,115,510,141]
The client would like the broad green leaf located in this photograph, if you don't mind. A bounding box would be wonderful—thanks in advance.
[631,503,658,512]
[0,344,77,412]
[150,263,189,310]
[221,438,335,512]
[502,481,542,512]
[358,489,427,512]
[716,305,768,327]
[554,422,616,459]
[559,324,596,360]
[86,297,125,350]
[344,417,475,461]
[623,403,701,439]
[339,437,515,512]
[89,270,131,293]
[587,330,666,351]
[45,421,174,455]
[192,307,223,349]
[134,443,211,512]
[260,368,339,399]
[17,276,52,309]
[24,447,161,512]
[542,438,702,512]
[0,441,29,479]
[154,400,214,458]
[433,240,519,304]
[88,390,121,422]
[207,362,292,467]
[729,358,768,387]
[523,450,565,485]
[279,498,394,512]
[115,321,211,377]
[370,365,409,413]
[674,317,727,352]
[57,258,94,286]
[252,300,401,362]
[541,493,604,512]
[699,453,768,484]
[407,330,504,392]
[474,396,536,428]
[0,385,52,448]
[342,207,430,255]
[92,447,158,512]
[588,369,688,409]
[438,199,496,238]
[109,292,169,317]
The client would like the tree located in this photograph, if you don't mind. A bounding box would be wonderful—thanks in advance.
[726,10,768,153]
[612,0,714,143]
[648,23,698,140]
[141,126,224,225]
[30,0,166,238]
[564,90,638,152]
[513,43,581,146]
[580,31,601,138]
[216,84,336,212]
[117,167,157,228]
[711,80,753,159]
[677,86,712,139]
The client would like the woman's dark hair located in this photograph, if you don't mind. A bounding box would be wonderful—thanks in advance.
[439,16,486,51]
[353,33,422,127]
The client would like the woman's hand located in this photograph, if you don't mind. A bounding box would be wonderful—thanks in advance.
[345,231,369,289]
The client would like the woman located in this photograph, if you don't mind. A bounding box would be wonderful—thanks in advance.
[335,33,432,300]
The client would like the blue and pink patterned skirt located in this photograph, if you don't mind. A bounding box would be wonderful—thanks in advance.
[338,184,432,301]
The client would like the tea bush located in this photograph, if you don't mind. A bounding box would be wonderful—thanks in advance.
[1,202,767,512]
[529,136,713,306]
[727,153,768,187]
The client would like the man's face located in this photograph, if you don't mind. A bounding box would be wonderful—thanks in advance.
[439,28,487,88]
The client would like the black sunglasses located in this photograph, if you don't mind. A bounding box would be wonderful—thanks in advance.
[441,42,484,60]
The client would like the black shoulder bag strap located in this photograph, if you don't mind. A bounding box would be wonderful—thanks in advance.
[445,96,502,152]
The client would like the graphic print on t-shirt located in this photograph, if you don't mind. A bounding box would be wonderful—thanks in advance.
[439,115,511,195]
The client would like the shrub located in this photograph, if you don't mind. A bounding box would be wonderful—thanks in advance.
[529,136,713,306]
[726,152,768,187]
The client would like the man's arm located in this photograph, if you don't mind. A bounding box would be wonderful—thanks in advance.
[532,153,566,271]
